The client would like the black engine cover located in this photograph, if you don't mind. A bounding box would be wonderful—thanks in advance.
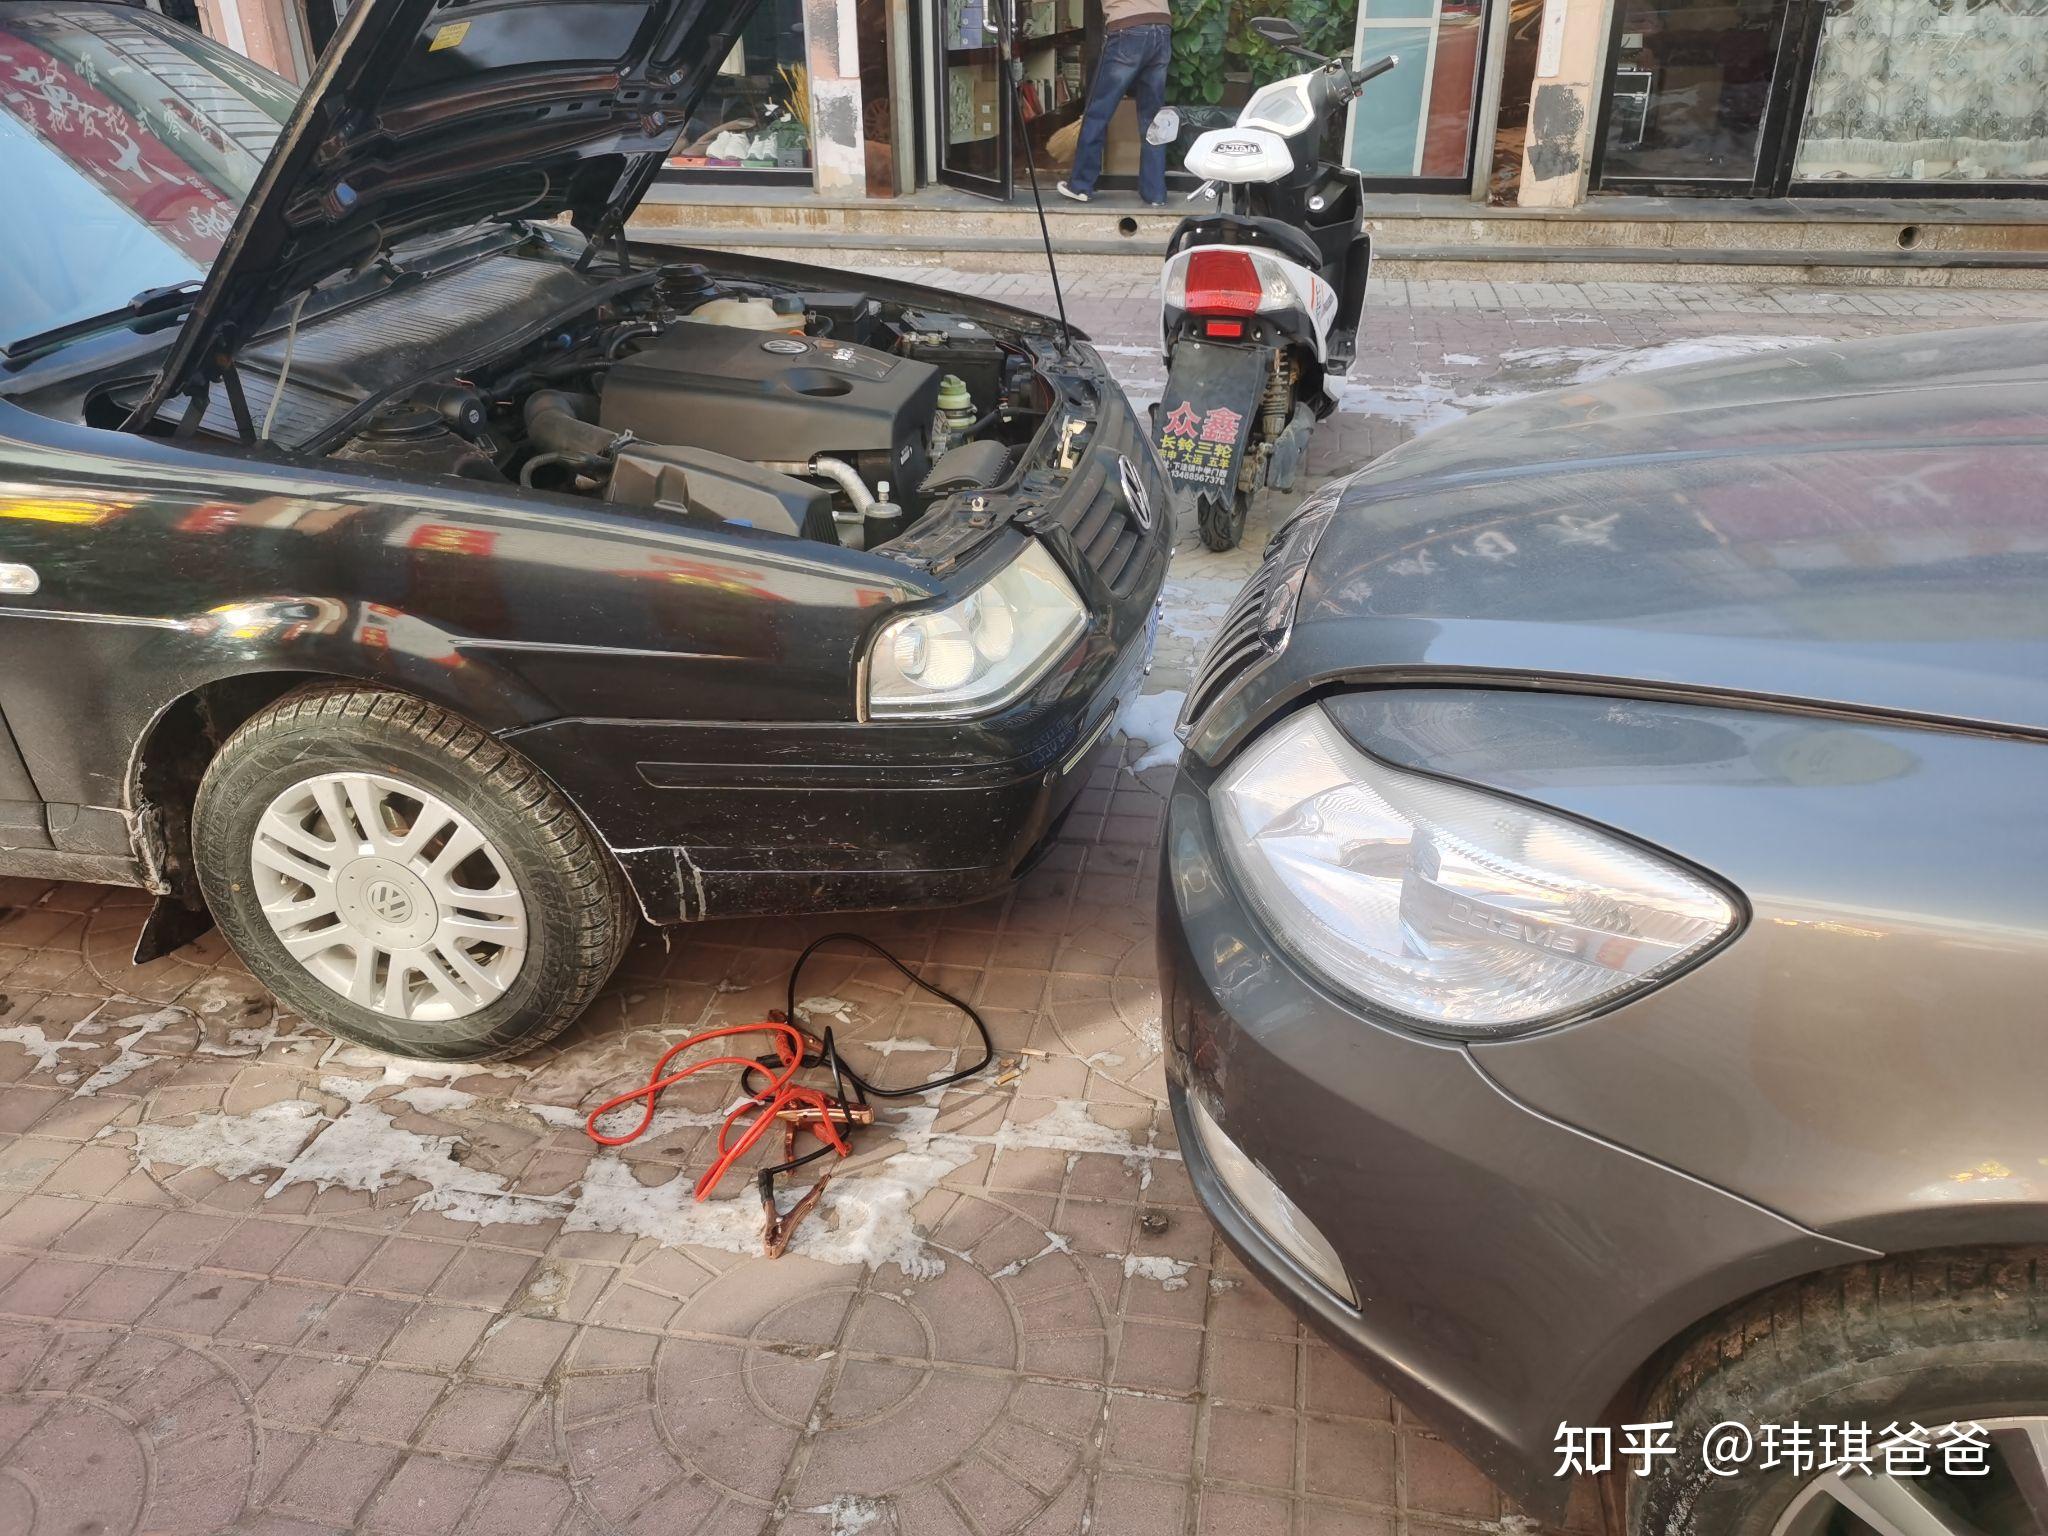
[599,324,942,494]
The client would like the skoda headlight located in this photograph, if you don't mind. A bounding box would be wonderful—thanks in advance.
[867,542,1086,716]
[1213,707,1737,1035]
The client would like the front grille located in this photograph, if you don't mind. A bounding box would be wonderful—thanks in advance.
[1181,564,1273,730]
[1039,392,1153,596]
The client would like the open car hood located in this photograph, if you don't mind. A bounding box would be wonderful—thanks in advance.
[130,0,754,426]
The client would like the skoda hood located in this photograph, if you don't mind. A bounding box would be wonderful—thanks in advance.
[1230,324,2048,753]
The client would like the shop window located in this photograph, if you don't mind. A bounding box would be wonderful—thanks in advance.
[1598,0,1787,184]
[1794,0,2048,185]
[1346,0,1488,182]
[668,0,812,178]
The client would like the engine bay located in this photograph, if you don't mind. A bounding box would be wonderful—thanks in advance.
[319,259,1052,555]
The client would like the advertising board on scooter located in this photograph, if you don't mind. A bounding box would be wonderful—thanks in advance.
[1154,340,1267,504]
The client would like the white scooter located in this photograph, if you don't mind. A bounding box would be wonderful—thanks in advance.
[1153,17,1395,550]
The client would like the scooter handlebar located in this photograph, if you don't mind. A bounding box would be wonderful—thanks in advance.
[1350,53,1398,90]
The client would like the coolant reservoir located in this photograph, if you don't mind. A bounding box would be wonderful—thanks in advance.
[681,296,806,333]
[937,374,977,434]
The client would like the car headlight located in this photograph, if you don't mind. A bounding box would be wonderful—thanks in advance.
[1213,706,1737,1036]
[867,541,1086,717]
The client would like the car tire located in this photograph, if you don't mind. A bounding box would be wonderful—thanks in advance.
[1631,1248,2048,1536]
[192,683,632,1062]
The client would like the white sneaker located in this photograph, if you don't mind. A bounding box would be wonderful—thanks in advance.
[1056,181,1090,203]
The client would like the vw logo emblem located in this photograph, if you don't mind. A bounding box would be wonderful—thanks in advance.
[760,337,807,354]
[1117,455,1154,532]
[365,880,413,926]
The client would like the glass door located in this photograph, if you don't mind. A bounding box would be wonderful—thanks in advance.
[1346,0,1493,187]
[665,0,815,183]
[1593,0,1804,191]
[1790,0,2048,191]
[936,0,1013,196]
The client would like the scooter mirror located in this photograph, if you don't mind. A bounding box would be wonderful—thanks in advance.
[1144,107,1181,146]
[1249,16,1303,47]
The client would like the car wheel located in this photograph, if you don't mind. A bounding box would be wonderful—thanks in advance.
[1632,1250,2048,1536]
[192,684,632,1061]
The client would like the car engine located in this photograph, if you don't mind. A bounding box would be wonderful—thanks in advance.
[602,325,943,505]
[323,267,1047,555]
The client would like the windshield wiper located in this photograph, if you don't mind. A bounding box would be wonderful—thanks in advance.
[2,280,204,365]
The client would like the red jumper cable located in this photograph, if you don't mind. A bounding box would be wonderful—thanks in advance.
[582,934,992,1257]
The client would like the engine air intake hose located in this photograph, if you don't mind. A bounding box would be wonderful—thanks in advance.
[523,389,621,461]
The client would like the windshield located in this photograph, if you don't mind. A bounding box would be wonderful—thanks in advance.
[0,5,295,350]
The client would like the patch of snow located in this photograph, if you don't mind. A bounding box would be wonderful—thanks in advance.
[805,1494,892,1536]
[1123,1255,1191,1291]
[1157,573,1247,643]
[179,976,247,1016]
[124,1091,558,1224]
[1334,377,1471,433]
[1117,689,1186,773]
[321,1042,528,1079]
[391,1086,478,1116]
[268,1100,557,1224]
[127,1100,323,1180]
[992,1231,1073,1279]
[107,1078,1180,1279]
[861,1036,954,1058]
[1335,337,1829,440]
[1497,333,1827,385]
[806,1145,969,1279]
[563,1155,766,1250]
[796,996,856,1024]
[0,1024,98,1076]
[991,1099,1176,1171]
[70,1008,190,1095]
[563,1126,971,1279]
[318,1073,383,1103]
[197,1014,315,1058]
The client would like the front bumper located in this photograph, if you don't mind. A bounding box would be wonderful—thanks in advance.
[511,415,1172,925]
[1157,772,1857,1518]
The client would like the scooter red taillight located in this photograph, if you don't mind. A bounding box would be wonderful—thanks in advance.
[1182,248,1264,318]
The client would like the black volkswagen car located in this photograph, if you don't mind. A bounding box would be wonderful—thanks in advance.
[0,0,1168,1060]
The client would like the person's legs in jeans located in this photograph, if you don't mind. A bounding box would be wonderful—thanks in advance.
[1066,29,1144,195]
[1133,23,1170,204]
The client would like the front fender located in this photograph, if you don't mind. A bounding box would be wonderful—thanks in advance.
[1311,687,2048,1247]
[0,405,935,807]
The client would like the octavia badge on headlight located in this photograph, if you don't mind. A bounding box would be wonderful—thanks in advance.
[1118,455,1154,532]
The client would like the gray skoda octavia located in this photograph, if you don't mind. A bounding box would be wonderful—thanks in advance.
[1158,324,2048,1535]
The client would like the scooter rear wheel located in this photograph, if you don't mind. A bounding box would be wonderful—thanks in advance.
[1197,486,1253,552]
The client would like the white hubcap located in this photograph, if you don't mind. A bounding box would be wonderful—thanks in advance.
[250,772,528,1021]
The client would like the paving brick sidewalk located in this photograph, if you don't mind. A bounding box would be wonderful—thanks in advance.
[0,276,2039,1536]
